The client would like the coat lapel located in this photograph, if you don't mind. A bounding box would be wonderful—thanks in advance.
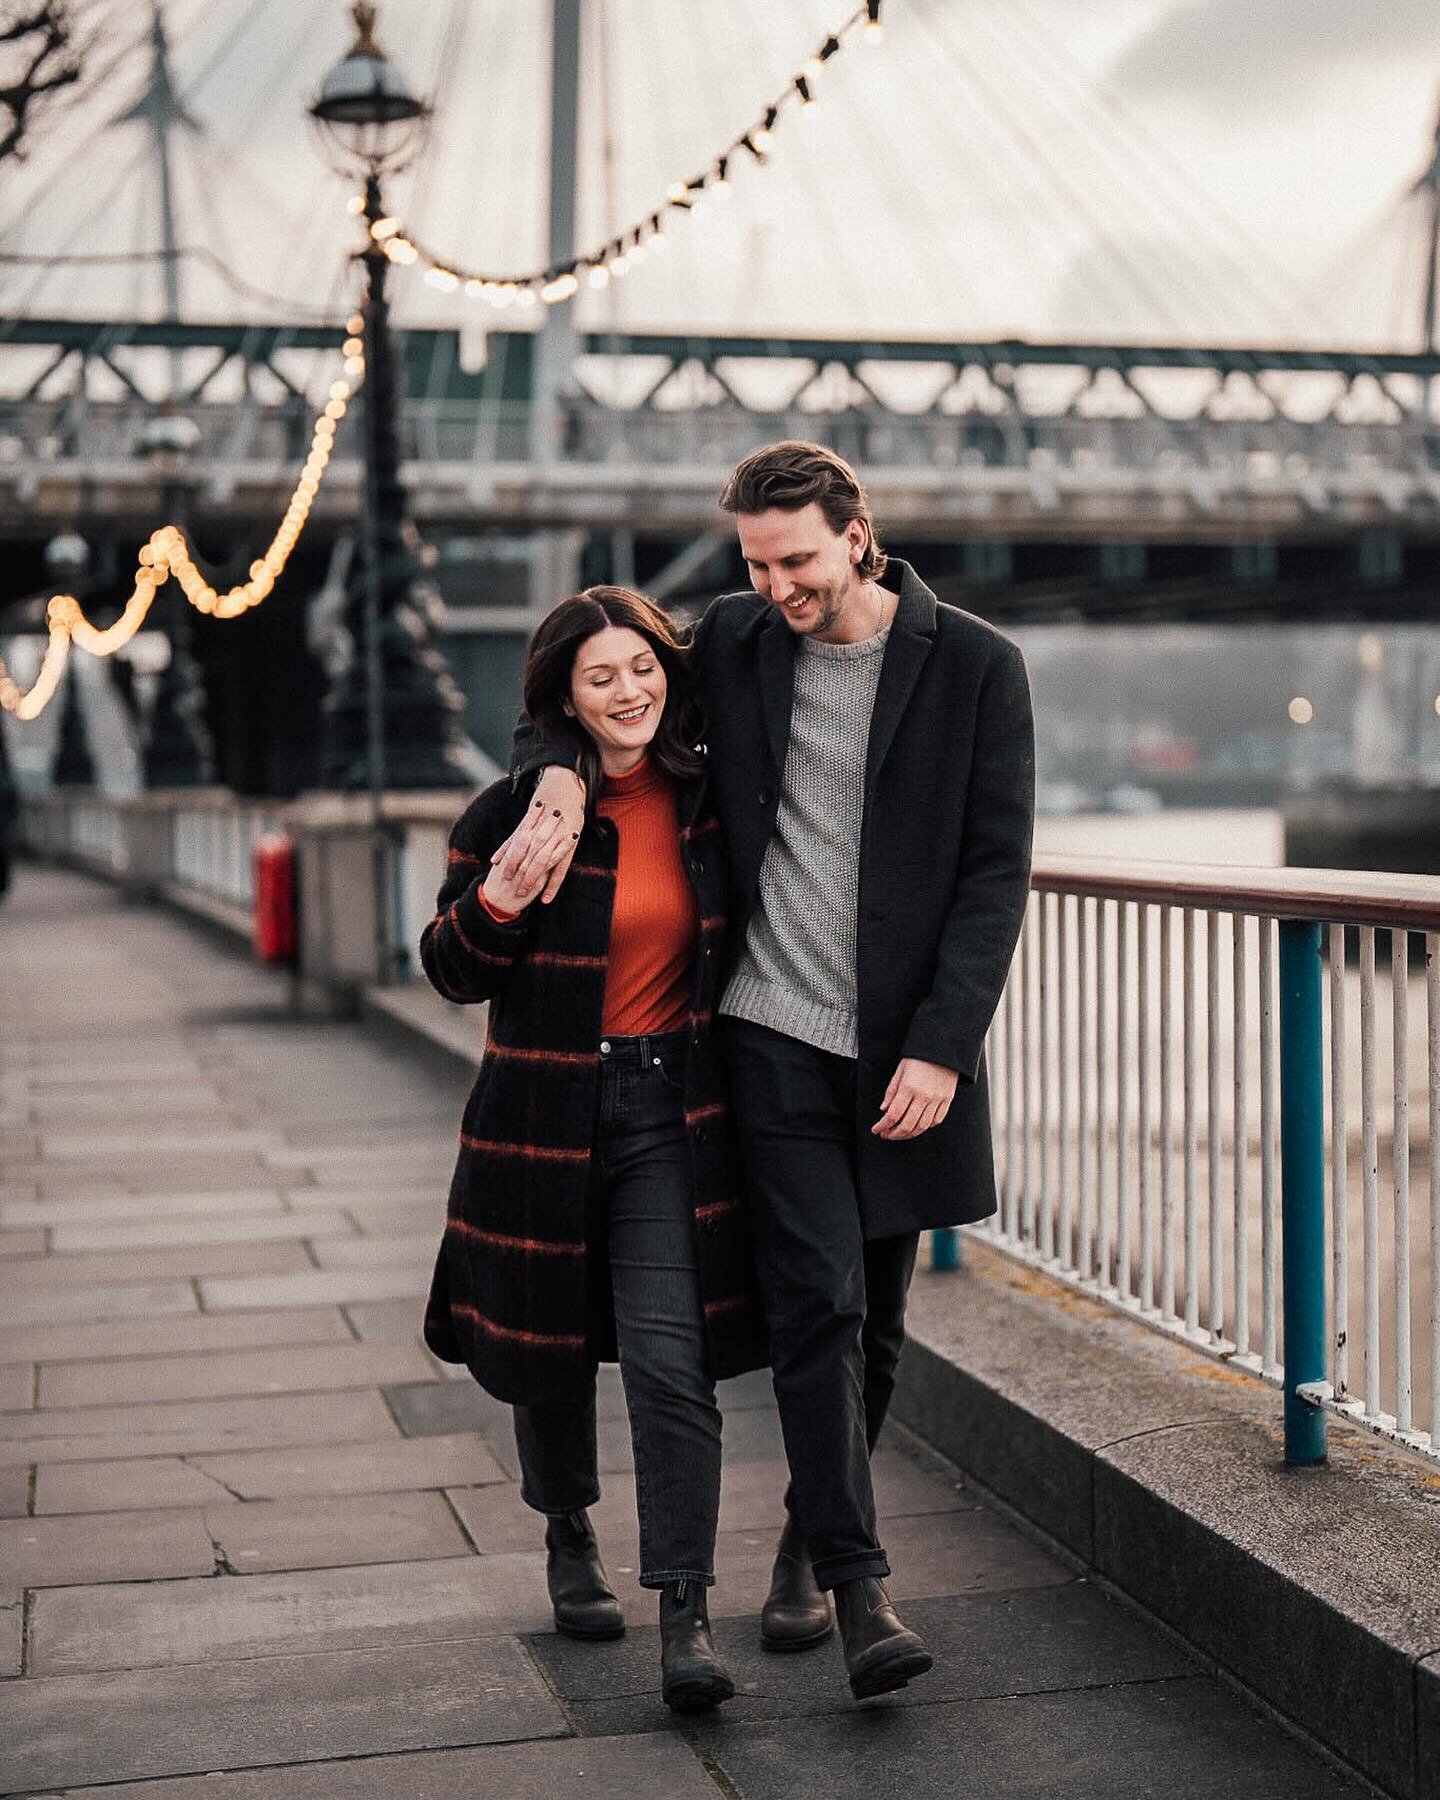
[757,610,798,777]
[864,561,937,797]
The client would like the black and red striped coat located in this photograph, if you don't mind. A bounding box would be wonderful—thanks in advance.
[420,771,768,1405]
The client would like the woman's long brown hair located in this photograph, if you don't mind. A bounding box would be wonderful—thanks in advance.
[522,586,704,806]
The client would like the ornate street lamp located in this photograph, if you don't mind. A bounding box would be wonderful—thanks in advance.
[309,2,473,794]
[135,411,215,788]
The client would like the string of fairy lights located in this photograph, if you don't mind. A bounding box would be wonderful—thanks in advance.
[0,0,882,723]
[0,321,364,721]
[357,0,884,306]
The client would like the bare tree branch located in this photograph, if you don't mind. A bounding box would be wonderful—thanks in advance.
[0,2,82,166]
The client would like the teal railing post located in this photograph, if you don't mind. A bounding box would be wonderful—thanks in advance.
[1278,918,1327,1465]
[930,1227,961,1271]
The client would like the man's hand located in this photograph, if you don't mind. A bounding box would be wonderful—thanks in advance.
[481,859,543,917]
[492,766,586,904]
[873,1057,958,1141]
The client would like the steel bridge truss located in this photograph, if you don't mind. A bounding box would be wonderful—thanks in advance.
[4,319,1440,540]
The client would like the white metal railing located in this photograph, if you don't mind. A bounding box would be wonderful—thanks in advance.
[65,799,126,875]
[969,858,1440,1464]
[169,800,279,912]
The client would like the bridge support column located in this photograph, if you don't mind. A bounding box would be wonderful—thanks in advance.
[1279,918,1328,1465]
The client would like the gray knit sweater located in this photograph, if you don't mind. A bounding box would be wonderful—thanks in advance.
[720,626,890,1058]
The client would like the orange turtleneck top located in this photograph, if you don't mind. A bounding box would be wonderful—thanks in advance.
[595,755,698,1035]
[482,755,698,1036]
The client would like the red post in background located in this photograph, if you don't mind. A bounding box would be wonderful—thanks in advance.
[253,833,298,966]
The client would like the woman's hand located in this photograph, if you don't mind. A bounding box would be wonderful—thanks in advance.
[492,767,587,903]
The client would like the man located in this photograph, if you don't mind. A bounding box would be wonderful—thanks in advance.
[503,442,1034,1700]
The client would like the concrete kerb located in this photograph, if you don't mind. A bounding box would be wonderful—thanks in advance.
[355,977,1440,1800]
[893,1248,1440,1800]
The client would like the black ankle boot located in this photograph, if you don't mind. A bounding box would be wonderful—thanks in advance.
[659,1579,735,1712]
[760,1511,833,1652]
[834,1576,932,1699]
[544,1510,624,1640]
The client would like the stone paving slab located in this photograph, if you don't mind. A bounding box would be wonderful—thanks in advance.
[263,1149,457,1176]
[16,1734,724,1799]
[189,1431,508,1502]
[37,1456,245,1515]
[198,1267,433,1310]
[47,1212,355,1254]
[344,1298,435,1341]
[300,1170,458,1194]
[0,1365,34,1410]
[310,1233,437,1269]
[15,1162,281,1196]
[36,1129,280,1160]
[29,1552,553,1674]
[25,1088,242,1118]
[50,1164,282,1196]
[0,1230,46,1256]
[0,1508,216,1587]
[0,1635,567,1793]
[276,1117,461,1146]
[0,1190,289,1228]
[687,1677,1363,1800]
[1,1283,198,1329]
[205,1492,469,1574]
[3,1060,198,1088]
[0,1467,30,1517]
[0,1307,352,1366]
[0,1391,398,1467]
[3,1242,314,1289]
[334,1186,443,1209]
[529,1583,1195,1728]
[37,1343,437,1410]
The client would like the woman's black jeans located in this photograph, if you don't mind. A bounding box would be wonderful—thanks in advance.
[512,1031,723,1589]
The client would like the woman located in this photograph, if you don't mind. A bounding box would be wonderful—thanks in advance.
[421,586,766,1714]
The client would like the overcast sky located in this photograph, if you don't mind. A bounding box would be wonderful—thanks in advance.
[3,0,1439,351]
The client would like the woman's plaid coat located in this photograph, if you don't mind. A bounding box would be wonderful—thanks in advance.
[420,772,768,1405]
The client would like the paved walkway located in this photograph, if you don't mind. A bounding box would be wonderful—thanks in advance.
[0,864,1366,1797]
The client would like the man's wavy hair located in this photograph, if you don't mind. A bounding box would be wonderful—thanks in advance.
[718,440,887,582]
[523,586,703,807]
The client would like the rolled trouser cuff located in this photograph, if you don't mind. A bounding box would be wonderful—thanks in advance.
[523,1485,602,1516]
[811,1551,890,1591]
[640,1566,716,1589]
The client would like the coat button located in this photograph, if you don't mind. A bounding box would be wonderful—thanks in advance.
[689,857,704,875]
[757,786,774,806]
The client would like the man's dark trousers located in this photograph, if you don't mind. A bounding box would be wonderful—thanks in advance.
[724,1017,919,1591]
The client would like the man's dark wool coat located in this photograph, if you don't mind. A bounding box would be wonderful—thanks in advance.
[518,559,1035,1240]
[419,772,768,1405]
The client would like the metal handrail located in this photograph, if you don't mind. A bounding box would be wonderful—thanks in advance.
[1032,855,1440,931]
[958,859,1440,1471]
